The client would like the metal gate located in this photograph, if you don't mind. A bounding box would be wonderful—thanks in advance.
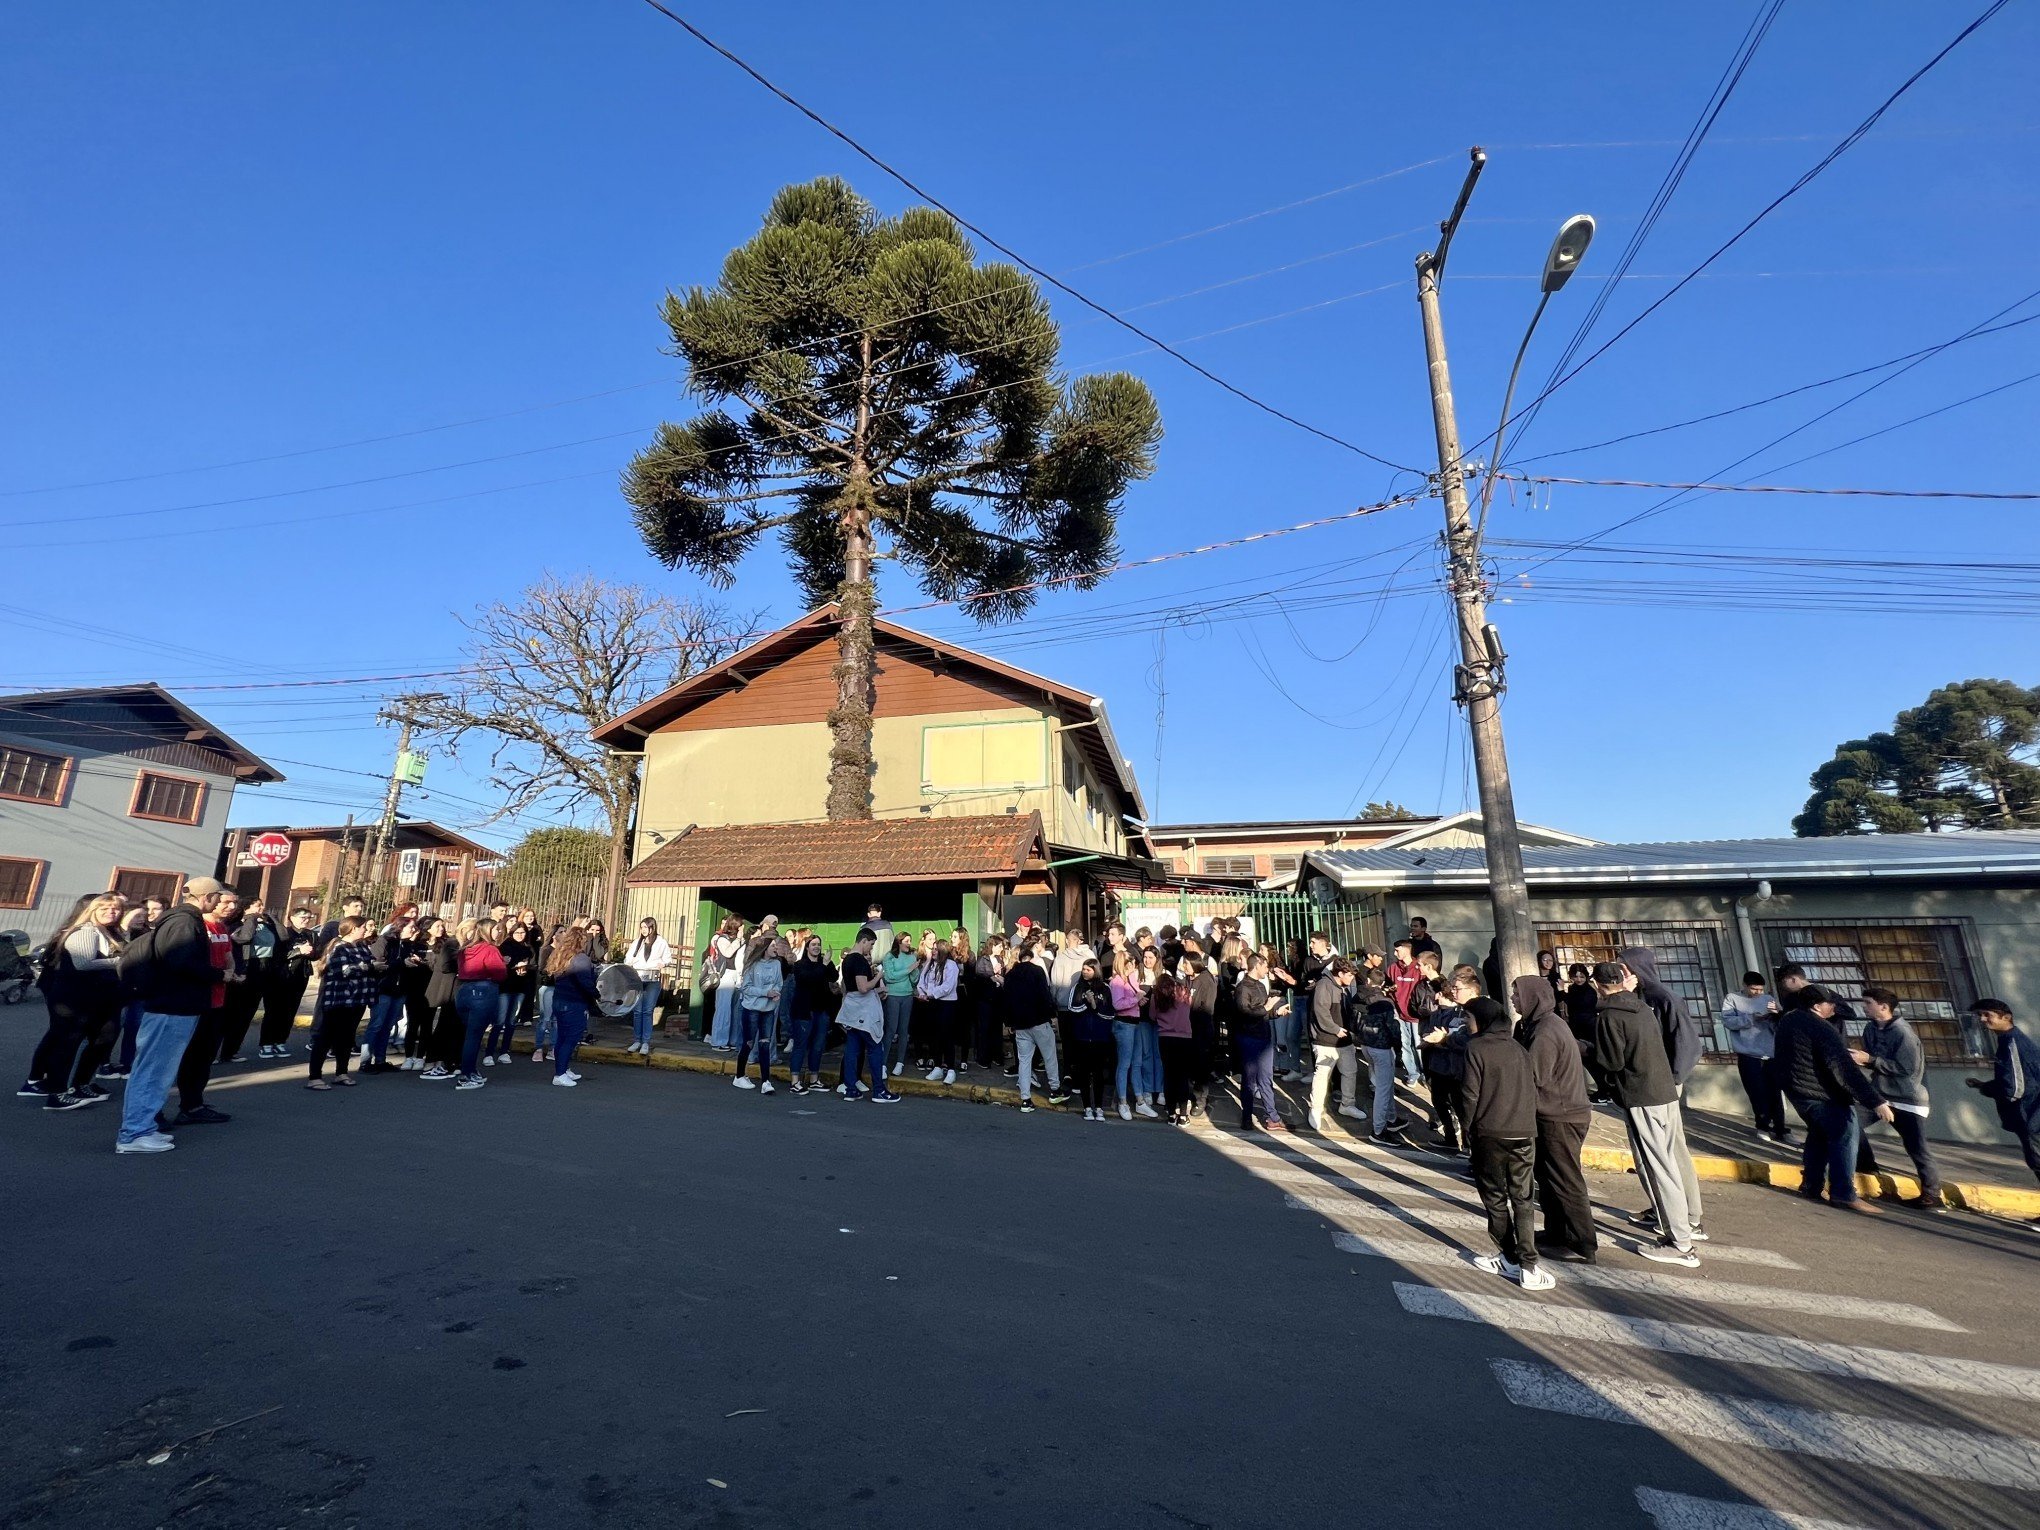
[1108,885,1380,962]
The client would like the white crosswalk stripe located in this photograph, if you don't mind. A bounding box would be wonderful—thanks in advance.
[1491,1358,2040,1489]
[1395,1283,2040,1399]
[1332,1233,1963,1331]
[1634,1488,1874,1530]
[1281,1188,1803,1269]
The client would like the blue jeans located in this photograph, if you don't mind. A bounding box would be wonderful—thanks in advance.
[788,1008,829,1076]
[455,981,497,1077]
[737,1006,774,1079]
[554,998,588,1076]
[882,993,914,1071]
[1239,1034,1278,1127]
[1793,1096,1862,1204]
[842,1027,885,1096]
[118,999,145,1068]
[119,1011,198,1144]
[487,991,522,1055]
[775,986,795,1049]
[1397,1018,1423,1081]
[367,993,405,1065]
[1112,1019,1139,1104]
[533,987,556,1050]
[631,980,661,1047]
[1134,1019,1161,1098]
[710,985,738,1047]
[1274,1001,1301,1074]
[1364,1044,1400,1133]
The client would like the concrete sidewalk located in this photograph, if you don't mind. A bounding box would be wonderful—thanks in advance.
[564,1020,2040,1220]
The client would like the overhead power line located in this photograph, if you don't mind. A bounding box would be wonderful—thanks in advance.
[1498,473,2040,501]
[1491,0,2012,437]
[631,0,1420,473]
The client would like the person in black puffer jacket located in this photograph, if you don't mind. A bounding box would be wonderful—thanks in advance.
[1512,974,1596,1263]
[1461,997,1548,1288]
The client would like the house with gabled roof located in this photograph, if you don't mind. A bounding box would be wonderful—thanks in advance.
[0,684,282,943]
[595,607,1167,1001]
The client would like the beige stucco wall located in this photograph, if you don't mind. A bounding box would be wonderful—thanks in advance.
[1361,880,2037,1147]
[635,710,1127,857]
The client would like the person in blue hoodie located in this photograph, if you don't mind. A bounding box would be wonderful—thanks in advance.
[1618,946,1705,1240]
[1966,999,2040,1221]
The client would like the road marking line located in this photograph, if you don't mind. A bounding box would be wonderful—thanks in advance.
[1332,1234,1962,1332]
[1491,1359,2040,1489]
[1634,1487,1875,1530]
[1285,1190,1803,1269]
[1395,1283,2040,1399]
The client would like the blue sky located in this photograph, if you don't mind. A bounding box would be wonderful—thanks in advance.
[5,2,2036,847]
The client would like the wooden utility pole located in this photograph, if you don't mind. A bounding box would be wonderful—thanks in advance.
[1412,147,1538,989]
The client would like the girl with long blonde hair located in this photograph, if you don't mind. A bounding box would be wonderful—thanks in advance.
[27,893,126,1111]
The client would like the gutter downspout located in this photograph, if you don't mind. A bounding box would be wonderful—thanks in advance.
[1732,889,1764,978]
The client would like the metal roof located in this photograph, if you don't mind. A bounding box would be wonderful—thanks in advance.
[1303,830,2040,889]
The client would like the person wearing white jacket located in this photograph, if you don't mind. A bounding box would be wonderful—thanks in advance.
[623,918,673,1056]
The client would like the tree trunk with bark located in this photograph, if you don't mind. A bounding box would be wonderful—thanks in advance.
[826,504,877,821]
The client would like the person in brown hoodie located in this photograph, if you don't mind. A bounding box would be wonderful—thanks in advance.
[1512,974,1597,1264]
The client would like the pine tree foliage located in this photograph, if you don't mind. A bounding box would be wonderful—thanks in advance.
[1793,678,2040,835]
[623,177,1162,819]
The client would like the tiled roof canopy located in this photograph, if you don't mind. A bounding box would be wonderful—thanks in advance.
[625,812,1048,889]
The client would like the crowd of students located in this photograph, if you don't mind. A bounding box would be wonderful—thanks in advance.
[20,884,2040,1253]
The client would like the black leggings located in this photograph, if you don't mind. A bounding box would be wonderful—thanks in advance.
[928,999,959,1070]
[261,971,309,1048]
[31,996,117,1092]
[313,1004,364,1078]
[1159,1035,1195,1115]
[216,980,264,1061]
[1072,1036,1112,1111]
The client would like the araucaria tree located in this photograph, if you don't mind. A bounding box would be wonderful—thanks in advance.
[623,177,1162,820]
[1793,678,2040,835]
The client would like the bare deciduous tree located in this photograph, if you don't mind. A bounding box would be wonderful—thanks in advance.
[408,575,759,903]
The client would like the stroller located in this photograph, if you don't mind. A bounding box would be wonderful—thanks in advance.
[0,931,35,1004]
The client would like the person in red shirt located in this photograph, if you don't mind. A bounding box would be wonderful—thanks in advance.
[171,889,242,1126]
[1385,938,1425,1084]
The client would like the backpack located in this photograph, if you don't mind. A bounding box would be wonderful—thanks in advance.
[116,923,160,999]
[700,939,730,989]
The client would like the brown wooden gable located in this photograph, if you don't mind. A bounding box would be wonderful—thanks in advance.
[651,630,1046,734]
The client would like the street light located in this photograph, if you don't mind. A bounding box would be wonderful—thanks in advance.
[1475,212,1596,541]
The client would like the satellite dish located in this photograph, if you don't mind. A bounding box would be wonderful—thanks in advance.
[595,963,643,1017]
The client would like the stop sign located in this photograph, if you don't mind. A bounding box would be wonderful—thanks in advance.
[248,832,293,867]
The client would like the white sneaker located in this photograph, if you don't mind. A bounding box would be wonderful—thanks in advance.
[551,1074,579,1087]
[891,1063,903,1077]
[627,1042,642,1055]
[943,1069,957,1085]
[1307,1110,1325,1131]
[1135,1101,1159,1120]
[733,1076,756,1090]
[497,1053,512,1065]
[1518,1264,1556,1291]
[565,1070,581,1082]
[1337,1104,1363,1120]
[1118,1102,1133,1121]
[925,1066,945,1081]
[482,1055,496,1067]
[759,1080,776,1095]
[1471,1252,1506,1277]
[115,1132,175,1154]
[835,1083,848,1095]
[1640,1243,1701,1268]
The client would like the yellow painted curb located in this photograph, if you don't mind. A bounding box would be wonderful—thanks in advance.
[538,1036,2040,1219]
[1579,1143,2039,1218]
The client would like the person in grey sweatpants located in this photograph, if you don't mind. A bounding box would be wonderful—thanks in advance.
[1590,961,1702,1265]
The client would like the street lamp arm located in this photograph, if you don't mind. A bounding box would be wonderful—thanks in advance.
[1475,288,1551,546]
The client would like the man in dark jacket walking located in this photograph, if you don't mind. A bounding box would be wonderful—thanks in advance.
[1462,998,1552,1290]
[1966,1000,2040,1217]
[1618,946,1705,1239]
[1512,975,1596,1263]
[113,877,225,1154]
[1355,951,1407,1139]
[1774,985,1892,1213]
[1590,962,1701,1265]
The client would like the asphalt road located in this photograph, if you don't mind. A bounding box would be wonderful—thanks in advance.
[3,1013,2037,1530]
